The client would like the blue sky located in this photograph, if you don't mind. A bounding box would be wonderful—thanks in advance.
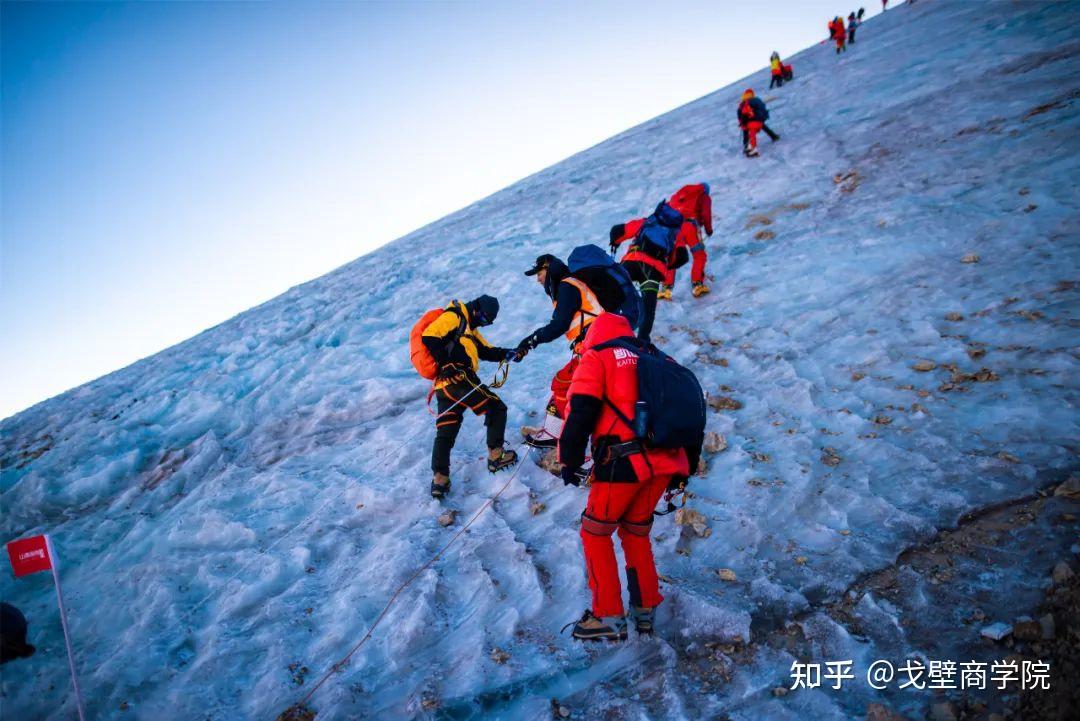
[1,0,877,418]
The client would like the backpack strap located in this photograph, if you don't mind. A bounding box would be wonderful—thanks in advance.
[591,339,641,433]
[440,303,470,362]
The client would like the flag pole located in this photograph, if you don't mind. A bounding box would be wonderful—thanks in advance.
[45,535,86,721]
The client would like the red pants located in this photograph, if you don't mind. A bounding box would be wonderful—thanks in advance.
[580,473,671,617]
[665,244,707,286]
[549,355,580,418]
[745,120,763,149]
[835,36,845,50]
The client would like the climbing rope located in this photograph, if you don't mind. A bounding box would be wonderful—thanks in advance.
[181,380,487,625]
[280,441,534,719]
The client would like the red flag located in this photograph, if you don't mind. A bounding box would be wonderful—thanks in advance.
[7,535,53,577]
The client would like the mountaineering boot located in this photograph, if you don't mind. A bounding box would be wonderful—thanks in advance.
[691,282,710,298]
[562,610,627,642]
[523,431,556,449]
[630,606,656,635]
[487,447,518,473]
[744,146,759,158]
[431,472,451,499]
[657,286,673,301]
[523,411,562,449]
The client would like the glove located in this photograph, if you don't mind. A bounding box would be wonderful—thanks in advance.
[667,475,689,492]
[561,466,583,487]
[609,241,619,256]
[515,336,537,359]
[503,348,519,362]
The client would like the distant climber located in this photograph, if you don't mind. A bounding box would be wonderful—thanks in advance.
[769,51,785,89]
[829,16,847,53]
[737,89,779,158]
[1,603,36,664]
[848,12,860,43]
[610,202,692,340]
[416,295,518,498]
[515,254,602,449]
[557,313,703,641]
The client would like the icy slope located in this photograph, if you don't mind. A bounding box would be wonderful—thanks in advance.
[2,2,1079,719]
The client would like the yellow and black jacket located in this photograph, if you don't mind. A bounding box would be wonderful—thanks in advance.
[422,301,504,388]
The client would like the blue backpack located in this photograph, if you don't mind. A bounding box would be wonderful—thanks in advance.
[567,244,643,330]
[635,201,684,261]
[593,338,706,449]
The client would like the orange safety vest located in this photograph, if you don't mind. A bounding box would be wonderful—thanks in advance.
[561,278,601,345]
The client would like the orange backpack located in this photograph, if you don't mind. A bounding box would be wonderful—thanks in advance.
[409,306,466,379]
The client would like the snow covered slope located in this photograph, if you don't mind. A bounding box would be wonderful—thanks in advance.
[3,2,1078,719]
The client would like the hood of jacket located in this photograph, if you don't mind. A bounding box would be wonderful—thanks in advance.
[580,312,634,352]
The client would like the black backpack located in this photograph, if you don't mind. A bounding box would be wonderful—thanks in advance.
[593,338,706,449]
[567,244,643,330]
[635,201,684,262]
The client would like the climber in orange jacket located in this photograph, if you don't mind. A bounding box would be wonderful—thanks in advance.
[737,89,779,157]
[830,17,847,53]
[557,312,701,641]
[610,204,698,338]
[665,183,712,297]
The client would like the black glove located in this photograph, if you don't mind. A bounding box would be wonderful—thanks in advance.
[667,475,689,492]
[561,466,583,487]
[515,335,537,359]
[609,241,619,256]
[502,348,519,362]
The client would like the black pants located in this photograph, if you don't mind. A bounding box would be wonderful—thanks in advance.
[849,29,856,43]
[769,74,783,89]
[623,260,667,343]
[431,377,507,475]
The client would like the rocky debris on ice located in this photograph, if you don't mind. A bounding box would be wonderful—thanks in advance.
[980,621,1012,641]
[675,508,711,538]
[703,432,728,454]
[1051,561,1074,585]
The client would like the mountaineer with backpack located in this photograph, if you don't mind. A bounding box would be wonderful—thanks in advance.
[610,201,691,340]
[737,89,779,158]
[410,295,518,499]
[847,12,859,43]
[829,16,847,54]
[769,51,785,89]
[557,312,705,641]
[515,250,641,450]
[665,182,713,297]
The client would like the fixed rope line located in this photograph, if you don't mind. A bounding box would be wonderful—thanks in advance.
[182,372,498,624]
[286,440,534,716]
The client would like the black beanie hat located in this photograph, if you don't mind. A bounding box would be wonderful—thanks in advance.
[469,295,499,326]
[609,224,625,245]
